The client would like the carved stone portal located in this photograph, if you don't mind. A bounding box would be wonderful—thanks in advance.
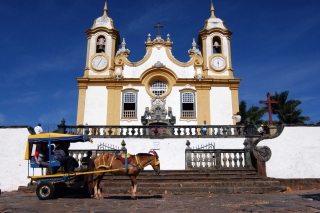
[141,96,175,125]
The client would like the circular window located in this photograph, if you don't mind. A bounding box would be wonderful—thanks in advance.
[150,80,168,96]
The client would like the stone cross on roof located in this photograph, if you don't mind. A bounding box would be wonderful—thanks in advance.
[154,22,163,37]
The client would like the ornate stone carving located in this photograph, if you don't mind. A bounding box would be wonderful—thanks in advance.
[141,107,150,119]
[141,96,176,125]
[116,38,130,56]
[152,61,165,68]
[188,38,202,56]
[253,146,272,162]
[150,96,167,114]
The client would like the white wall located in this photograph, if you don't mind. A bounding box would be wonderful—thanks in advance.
[83,86,107,125]
[70,137,246,171]
[259,126,320,178]
[123,46,195,79]
[210,87,233,125]
[0,128,42,192]
[2,126,320,191]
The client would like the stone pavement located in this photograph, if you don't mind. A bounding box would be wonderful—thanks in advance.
[1,190,320,213]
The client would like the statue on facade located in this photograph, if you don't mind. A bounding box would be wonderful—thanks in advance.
[141,107,150,119]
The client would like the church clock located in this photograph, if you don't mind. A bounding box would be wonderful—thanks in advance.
[210,56,226,71]
[91,55,108,70]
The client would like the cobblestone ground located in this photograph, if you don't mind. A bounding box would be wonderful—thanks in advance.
[1,190,320,213]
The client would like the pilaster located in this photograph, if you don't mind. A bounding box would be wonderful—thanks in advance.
[76,85,88,125]
[106,85,122,125]
[195,85,211,125]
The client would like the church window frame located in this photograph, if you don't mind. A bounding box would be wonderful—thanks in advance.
[122,91,138,119]
[150,80,168,96]
[180,91,196,119]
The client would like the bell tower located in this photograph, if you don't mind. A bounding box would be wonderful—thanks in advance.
[83,2,120,77]
[198,2,233,78]
[76,2,120,125]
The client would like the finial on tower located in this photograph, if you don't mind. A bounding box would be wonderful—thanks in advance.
[103,2,108,16]
[210,1,216,18]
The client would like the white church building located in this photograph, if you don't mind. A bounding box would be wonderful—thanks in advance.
[76,2,241,127]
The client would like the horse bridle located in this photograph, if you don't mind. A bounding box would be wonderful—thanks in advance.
[134,152,160,169]
[149,150,160,166]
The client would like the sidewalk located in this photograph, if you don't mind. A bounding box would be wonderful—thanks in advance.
[1,190,320,212]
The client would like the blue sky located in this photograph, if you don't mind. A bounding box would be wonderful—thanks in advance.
[0,0,319,128]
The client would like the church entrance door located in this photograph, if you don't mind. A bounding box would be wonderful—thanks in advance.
[148,122,168,136]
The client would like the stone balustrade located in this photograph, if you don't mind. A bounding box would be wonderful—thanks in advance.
[185,140,253,170]
[58,124,251,138]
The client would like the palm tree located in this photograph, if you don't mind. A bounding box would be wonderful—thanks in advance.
[239,100,267,125]
[270,91,310,124]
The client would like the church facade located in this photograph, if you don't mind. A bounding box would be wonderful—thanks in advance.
[76,3,241,127]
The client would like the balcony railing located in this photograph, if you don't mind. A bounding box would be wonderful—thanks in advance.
[181,110,195,118]
[122,110,136,118]
[57,124,252,138]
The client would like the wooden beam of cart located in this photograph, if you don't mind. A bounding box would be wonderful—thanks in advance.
[28,168,128,179]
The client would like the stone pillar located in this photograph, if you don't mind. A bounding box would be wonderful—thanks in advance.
[120,139,127,154]
[185,140,192,169]
[268,125,277,136]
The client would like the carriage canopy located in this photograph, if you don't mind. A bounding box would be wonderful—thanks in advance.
[25,133,90,160]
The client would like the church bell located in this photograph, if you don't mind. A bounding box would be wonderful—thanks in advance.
[213,41,220,49]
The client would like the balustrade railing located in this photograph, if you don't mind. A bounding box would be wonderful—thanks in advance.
[59,124,247,138]
[185,141,253,170]
[123,110,136,118]
[181,110,196,118]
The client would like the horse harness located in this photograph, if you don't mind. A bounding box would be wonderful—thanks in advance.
[96,153,144,171]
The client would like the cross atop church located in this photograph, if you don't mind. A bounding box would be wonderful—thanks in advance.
[259,92,279,125]
[154,22,163,37]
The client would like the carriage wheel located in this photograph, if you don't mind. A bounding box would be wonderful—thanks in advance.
[36,181,55,200]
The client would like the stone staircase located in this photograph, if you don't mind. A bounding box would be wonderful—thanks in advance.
[100,169,286,195]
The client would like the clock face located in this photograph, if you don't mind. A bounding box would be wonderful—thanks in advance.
[211,56,226,71]
[92,55,107,70]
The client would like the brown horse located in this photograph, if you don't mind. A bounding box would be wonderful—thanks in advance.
[87,150,160,199]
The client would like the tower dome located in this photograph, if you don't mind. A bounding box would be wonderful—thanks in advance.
[92,2,115,29]
[203,2,227,30]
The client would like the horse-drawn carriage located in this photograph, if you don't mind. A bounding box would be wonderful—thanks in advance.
[25,133,160,200]
[25,133,93,199]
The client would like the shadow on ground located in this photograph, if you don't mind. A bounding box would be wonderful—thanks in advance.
[300,193,320,201]
[104,195,163,200]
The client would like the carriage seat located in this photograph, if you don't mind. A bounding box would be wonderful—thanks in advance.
[29,158,60,169]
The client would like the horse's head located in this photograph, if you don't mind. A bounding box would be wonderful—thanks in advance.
[149,150,160,175]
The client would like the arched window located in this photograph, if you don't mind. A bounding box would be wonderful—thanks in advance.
[212,36,222,54]
[150,80,168,96]
[122,92,137,118]
[96,36,106,53]
[181,92,196,118]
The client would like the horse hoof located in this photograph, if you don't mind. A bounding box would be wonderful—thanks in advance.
[131,196,137,200]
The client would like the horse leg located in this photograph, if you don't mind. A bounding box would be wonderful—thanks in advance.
[130,176,138,199]
[96,173,105,199]
[91,174,101,199]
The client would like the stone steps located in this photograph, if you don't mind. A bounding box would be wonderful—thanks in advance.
[99,170,286,195]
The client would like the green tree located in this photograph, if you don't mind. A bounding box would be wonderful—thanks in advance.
[239,100,267,124]
[270,91,310,124]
